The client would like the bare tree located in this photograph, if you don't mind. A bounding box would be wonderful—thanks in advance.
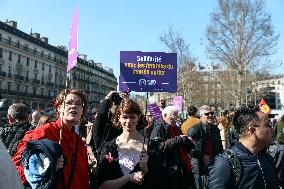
[160,26,206,108]
[206,0,279,107]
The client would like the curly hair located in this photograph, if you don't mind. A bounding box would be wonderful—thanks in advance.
[232,105,260,136]
[112,99,144,128]
[217,116,230,128]
[54,88,88,119]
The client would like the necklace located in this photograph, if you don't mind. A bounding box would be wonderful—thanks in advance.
[256,156,267,189]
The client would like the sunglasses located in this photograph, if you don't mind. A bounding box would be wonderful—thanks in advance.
[203,112,214,116]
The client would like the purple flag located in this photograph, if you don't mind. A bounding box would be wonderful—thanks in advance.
[119,51,177,92]
[148,103,162,121]
[67,5,78,72]
[173,96,182,113]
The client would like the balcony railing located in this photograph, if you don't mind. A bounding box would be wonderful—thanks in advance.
[0,36,67,65]
[46,82,54,87]
[15,74,24,80]
[32,79,41,84]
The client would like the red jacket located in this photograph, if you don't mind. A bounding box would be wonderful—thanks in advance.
[12,119,89,189]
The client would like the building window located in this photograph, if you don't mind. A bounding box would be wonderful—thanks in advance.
[49,65,51,72]
[0,48,3,58]
[42,62,45,71]
[34,73,37,80]
[25,85,28,93]
[17,54,21,63]
[41,88,44,96]
[27,57,30,66]
[8,66,11,77]
[17,41,20,47]
[16,84,20,91]
[42,75,44,83]
[35,60,38,68]
[33,87,36,95]
[8,82,11,92]
[9,51,12,61]
[8,37,11,44]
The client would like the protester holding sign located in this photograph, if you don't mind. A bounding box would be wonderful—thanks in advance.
[93,91,128,150]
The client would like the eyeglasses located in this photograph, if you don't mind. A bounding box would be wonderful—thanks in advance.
[65,100,83,107]
[203,112,214,116]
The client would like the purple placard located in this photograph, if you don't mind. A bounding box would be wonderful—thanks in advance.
[67,5,78,72]
[119,51,177,92]
[173,96,182,113]
[148,103,162,121]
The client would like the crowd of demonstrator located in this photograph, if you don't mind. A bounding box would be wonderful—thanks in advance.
[0,88,283,189]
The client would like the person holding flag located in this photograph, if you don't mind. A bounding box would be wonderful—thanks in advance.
[12,88,89,189]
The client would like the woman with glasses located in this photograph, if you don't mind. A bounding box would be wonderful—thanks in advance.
[13,88,89,189]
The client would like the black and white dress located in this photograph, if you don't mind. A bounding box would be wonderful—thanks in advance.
[97,138,150,189]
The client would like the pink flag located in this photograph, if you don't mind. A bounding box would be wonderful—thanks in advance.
[67,5,78,72]
[173,96,183,113]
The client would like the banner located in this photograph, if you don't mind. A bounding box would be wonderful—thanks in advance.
[67,5,78,72]
[148,103,162,121]
[119,51,177,92]
[173,96,182,113]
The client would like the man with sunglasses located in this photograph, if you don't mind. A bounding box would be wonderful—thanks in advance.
[187,105,223,189]
[208,106,279,189]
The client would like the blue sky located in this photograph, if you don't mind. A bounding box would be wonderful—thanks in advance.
[0,0,283,79]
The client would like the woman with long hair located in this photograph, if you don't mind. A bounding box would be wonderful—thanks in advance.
[217,116,230,150]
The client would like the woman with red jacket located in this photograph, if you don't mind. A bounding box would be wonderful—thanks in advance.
[13,88,89,189]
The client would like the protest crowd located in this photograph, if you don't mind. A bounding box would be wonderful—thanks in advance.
[0,88,283,189]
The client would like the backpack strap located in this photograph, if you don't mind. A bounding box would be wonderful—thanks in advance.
[224,150,242,187]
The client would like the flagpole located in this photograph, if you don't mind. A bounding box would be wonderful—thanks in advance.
[142,92,149,150]
[59,73,70,144]
[60,4,78,144]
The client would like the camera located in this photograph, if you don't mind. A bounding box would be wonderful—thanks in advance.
[112,93,122,105]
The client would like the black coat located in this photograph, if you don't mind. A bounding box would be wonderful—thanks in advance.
[0,121,34,156]
[187,122,223,174]
[148,122,194,189]
[93,99,122,150]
